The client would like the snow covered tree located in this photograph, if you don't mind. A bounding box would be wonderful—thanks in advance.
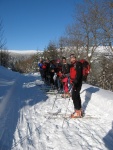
[97,0,113,52]
[66,0,104,64]
[87,54,113,91]
[58,37,66,59]
[43,42,58,60]
[13,54,38,73]
[0,50,9,67]
[97,55,113,91]
[66,24,85,59]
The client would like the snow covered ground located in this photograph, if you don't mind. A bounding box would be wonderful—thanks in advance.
[0,66,113,150]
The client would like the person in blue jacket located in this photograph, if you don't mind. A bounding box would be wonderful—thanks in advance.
[38,59,44,80]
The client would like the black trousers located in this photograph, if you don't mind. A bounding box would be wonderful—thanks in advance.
[50,72,54,85]
[72,83,82,110]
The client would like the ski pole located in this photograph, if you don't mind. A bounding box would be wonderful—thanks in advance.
[62,97,70,128]
[51,90,58,110]
[51,76,59,110]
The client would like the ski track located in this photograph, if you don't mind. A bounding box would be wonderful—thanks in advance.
[0,70,113,150]
[12,92,112,150]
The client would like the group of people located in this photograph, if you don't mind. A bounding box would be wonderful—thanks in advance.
[38,54,84,118]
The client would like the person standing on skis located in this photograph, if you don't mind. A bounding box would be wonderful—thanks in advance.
[49,60,56,89]
[61,57,70,98]
[70,54,83,118]
[54,59,62,91]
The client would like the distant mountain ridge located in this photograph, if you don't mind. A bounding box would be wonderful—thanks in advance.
[8,50,42,54]
[8,50,42,62]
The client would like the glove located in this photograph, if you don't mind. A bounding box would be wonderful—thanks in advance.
[72,80,78,91]
[61,74,65,79]
[53,73,57,81]
[73,79,78,85]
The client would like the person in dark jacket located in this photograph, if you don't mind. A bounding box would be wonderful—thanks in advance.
[45,58,50,83]
[54,59,62,90]
[70,54,83,118]
[49,60,56,88]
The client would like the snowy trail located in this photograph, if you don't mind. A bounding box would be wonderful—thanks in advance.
[12,92,112,150]
[12,85,113,150]
[0,69,47,150]
[0,67,113,150]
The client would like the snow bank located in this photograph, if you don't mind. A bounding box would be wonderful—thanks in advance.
[0,66,20,80]
[0,66,20,118]
[81,84,113,119]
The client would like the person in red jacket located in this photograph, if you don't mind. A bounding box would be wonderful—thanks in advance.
[70,54,83,118]
[61,57,70,98]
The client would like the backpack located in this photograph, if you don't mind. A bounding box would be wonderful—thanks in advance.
[62,63,70,75]
[79,59,90,82]
[42,64,46,69]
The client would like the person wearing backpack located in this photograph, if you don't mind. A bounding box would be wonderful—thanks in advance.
[70,54,83,118]
[80,59,90,82]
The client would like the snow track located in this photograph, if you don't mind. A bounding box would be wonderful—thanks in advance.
[0,67,113,150]
[12,88,113,150]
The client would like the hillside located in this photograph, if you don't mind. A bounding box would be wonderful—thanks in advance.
[8,50,42,62]
[0,66,113,150]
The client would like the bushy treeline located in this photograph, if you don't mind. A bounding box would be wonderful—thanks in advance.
[0,50,9,67]
[11,55,38,73]
[0,50,41,73]
[87,55,113,91]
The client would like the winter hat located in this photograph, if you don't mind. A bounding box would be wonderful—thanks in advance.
[70,54,76,58]
[56,59,60,63]
[62,56,66,60]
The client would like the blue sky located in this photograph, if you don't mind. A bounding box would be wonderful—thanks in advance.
[0,0,81,51]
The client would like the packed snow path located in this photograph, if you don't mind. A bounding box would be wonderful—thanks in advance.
[0,67,113,150]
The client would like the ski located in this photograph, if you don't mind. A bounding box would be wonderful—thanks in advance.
[39,86,51,89]
[47,109,61,115]
[45,113,100,119]
[63,115,99,119]
[46,90,58,94]
[41,89,50,92]
[46,92,58,94]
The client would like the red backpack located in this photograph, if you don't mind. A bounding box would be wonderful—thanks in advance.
[42,64,47,69]
[80,59,90,82]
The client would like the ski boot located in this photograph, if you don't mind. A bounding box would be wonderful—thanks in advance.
[71,110,83,118]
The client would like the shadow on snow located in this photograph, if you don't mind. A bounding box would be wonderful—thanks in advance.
[82,86,100,113]
[0,74,48,150]
[103,121,113,150]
